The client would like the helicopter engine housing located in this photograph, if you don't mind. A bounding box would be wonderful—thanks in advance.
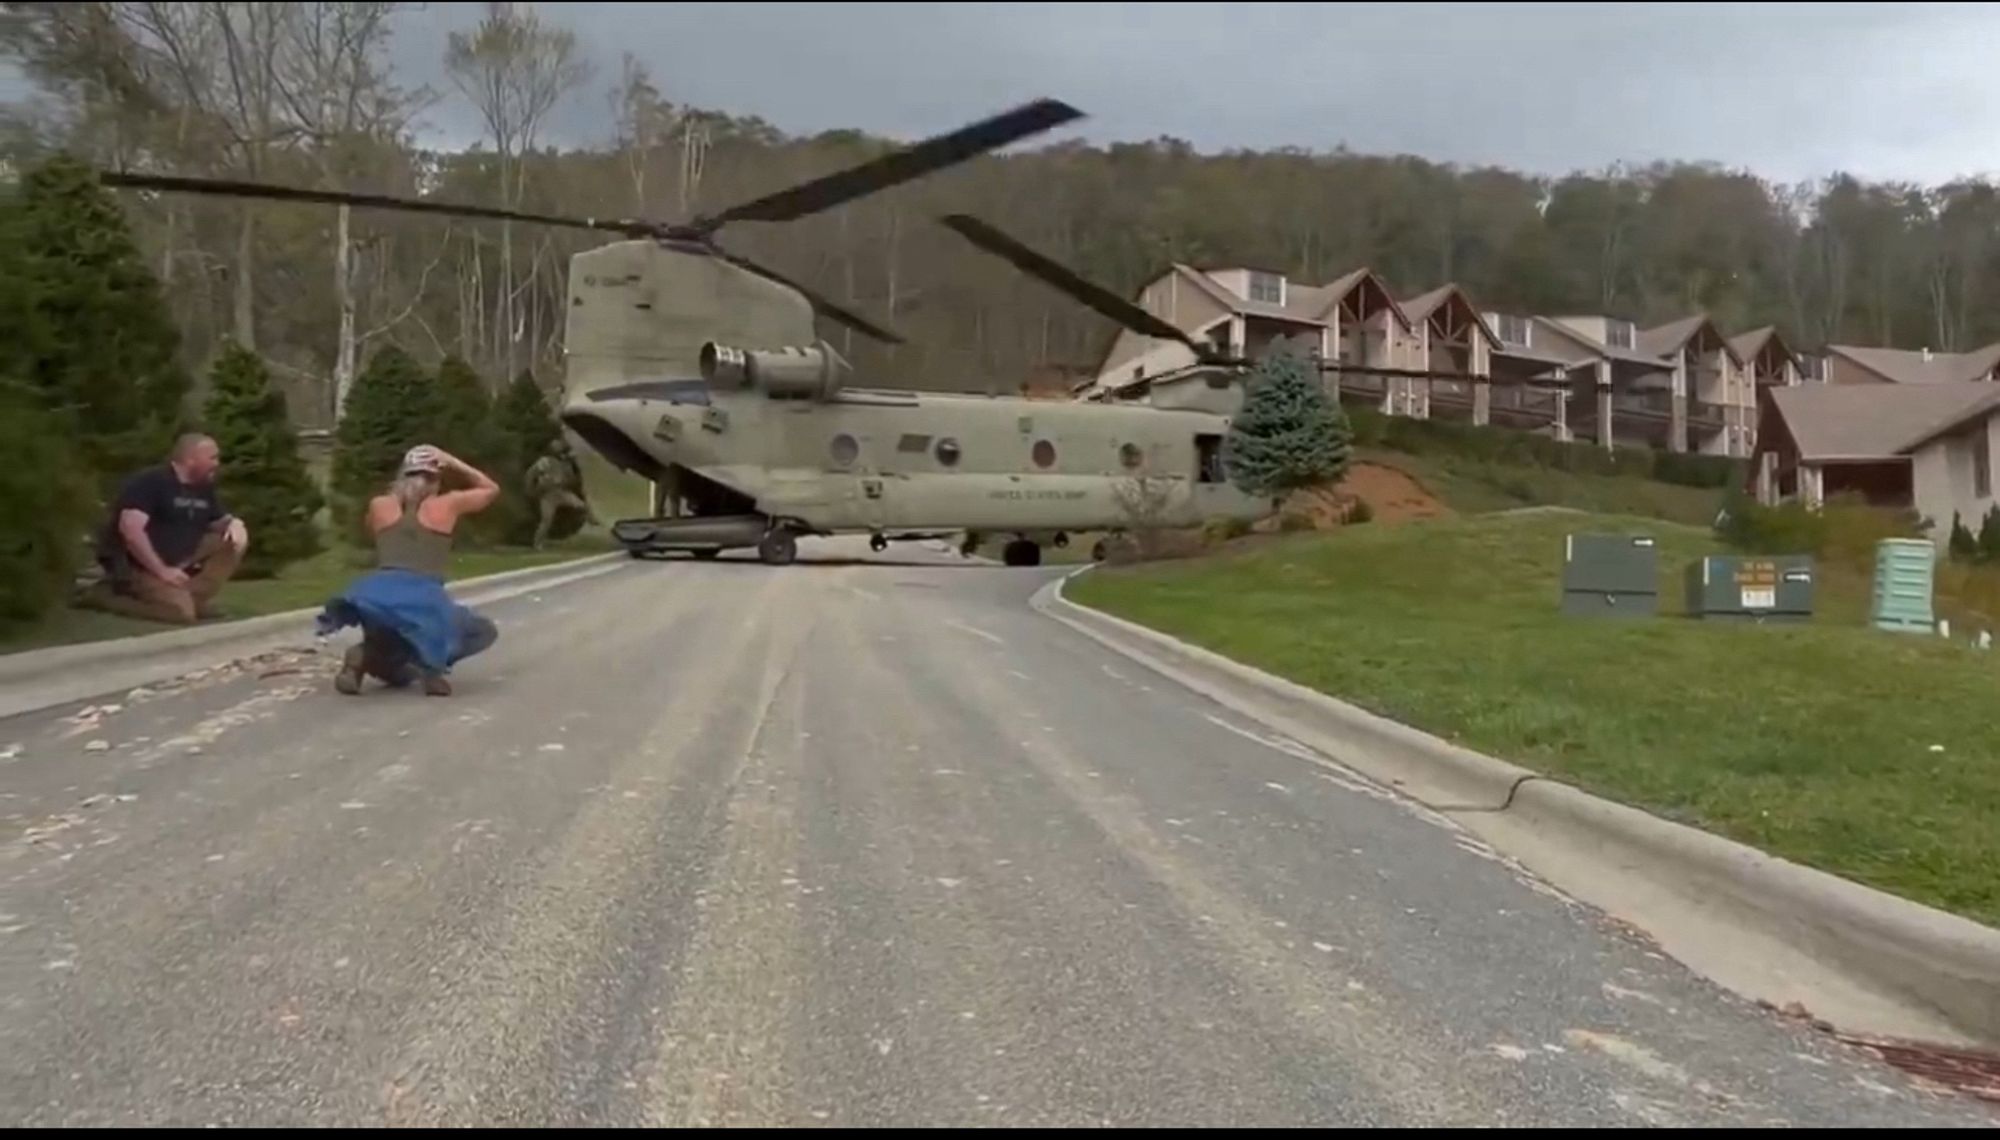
[699,341,847,401]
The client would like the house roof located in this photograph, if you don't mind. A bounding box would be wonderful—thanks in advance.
[1529,317,1669,368]
[1827,342,2000,385]
[1399,283,1501,347]
[1290,267,1413,328]
[1767,382,2000,461]
[1637,313,1743,365]
[1728,325,1800,367]
[1169,264,1325,326]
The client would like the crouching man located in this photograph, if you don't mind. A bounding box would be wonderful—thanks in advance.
[83,433,249,625]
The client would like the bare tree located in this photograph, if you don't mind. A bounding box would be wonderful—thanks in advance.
[268,0,429,419]
[444,1,592,381]
[608,51,675,215]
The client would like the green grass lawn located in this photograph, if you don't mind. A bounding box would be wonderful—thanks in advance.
[1360,447,1727,527]
[0,536,614,657]
[1068,510,2000,927]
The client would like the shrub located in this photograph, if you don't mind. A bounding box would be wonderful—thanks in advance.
[330,345,444,537]
[0,382,96,630]
[1346,498,1375,525]
[202,341,323,578]
[0,153,191,491]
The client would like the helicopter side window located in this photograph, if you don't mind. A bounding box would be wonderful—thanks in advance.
[1119,443,1144,470]
[1032,439,1057,469]
[829,433,860,469]
[935,438,963,467]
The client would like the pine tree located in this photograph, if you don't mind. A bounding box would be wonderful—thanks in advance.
[434,355,525,546]
[1979,506,2000,564]
[434,354,500,464]
[0,380,97,629]
[1950,511,1980,561]
[492,370,565,544]
[495,369,561,465]
[1223,347,1351,497]
[0,154,190,490]
[331,345,445,535]
[202,342,323,578]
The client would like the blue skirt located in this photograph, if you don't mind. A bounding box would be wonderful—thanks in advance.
[316,568,472,676]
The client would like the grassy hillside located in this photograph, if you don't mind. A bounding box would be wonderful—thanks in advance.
[1069,511,2000,926]
[1361,447,1726,527]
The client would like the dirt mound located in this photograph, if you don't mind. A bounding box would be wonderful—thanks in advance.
[1340,461,1449,523]
[1248,461,1450,534]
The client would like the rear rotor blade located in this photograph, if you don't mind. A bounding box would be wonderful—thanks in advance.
[700,99,1084,229]
[98,171,663,238]
[938,214,1211,355]
[715,249,904,345]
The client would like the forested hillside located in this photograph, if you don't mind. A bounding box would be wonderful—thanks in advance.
[7,3,1999,423]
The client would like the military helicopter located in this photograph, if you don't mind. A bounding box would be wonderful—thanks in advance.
[98,98,1274,567]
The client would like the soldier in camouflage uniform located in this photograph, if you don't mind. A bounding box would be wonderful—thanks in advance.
[526,438,600,550]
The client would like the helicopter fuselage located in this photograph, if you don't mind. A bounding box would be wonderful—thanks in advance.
[556,241,1273,550]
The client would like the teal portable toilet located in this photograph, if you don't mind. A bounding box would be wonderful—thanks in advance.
[1871,538,1936,634]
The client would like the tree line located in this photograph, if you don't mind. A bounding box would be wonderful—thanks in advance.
[7,3,2000,422]
[0,150,563,631]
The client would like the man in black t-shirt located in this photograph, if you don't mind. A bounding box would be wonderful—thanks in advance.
[82,433,252,625]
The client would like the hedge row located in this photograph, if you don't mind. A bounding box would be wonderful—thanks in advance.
[1345,405,1745,489]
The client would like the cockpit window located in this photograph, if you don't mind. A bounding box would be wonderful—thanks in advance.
[585,379,711,406]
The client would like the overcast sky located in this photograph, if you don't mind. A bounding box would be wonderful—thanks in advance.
[11,2,2000,185]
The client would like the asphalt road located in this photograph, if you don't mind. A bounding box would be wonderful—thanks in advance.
[0,540,1990,1127]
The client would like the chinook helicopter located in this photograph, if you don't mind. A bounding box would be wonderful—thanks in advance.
[99,98,1275,567]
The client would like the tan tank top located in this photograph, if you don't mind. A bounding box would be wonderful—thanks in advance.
[374,507,453,577]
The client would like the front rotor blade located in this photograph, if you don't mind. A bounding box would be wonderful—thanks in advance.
[716,250,905,345]
[938,214,1208,354]
[702,98,1084,228]
[98,172,663,238]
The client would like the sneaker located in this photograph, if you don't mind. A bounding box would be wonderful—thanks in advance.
[334,646,366,695]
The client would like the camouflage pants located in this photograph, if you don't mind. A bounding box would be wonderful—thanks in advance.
[533,489,598,548]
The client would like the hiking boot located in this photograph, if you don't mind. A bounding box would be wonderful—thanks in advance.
[334,645,366,696]
[421,674,452,697]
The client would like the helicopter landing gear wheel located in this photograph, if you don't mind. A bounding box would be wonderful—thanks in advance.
[870,532,888,553]
[1001,539,1042,568]
[758,527,799,567]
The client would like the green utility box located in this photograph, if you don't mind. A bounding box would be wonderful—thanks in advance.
[1560,533,1659,618]
[1683,554,1815,622]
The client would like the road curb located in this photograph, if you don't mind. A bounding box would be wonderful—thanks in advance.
[1032,565,2000,1048]
[0,552,625,720]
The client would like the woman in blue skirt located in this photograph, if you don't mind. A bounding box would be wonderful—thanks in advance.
[317,445,502,697]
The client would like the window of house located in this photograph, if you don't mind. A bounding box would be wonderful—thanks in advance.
[1247,271,1284,305]
[1493,314,1531,347]
[1974,426,1991,499]
[1605,319,1636,351]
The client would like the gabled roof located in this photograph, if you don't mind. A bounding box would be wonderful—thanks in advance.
[1728,326,1798,367]
[1530,317,1669,368]
[1766,382,2000,461]
[1637,313,1742,365]
[1399,283,1500,347]
[1167,264,1324,326]
[1827,342,2000,385]
[1290,267,1413,329]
